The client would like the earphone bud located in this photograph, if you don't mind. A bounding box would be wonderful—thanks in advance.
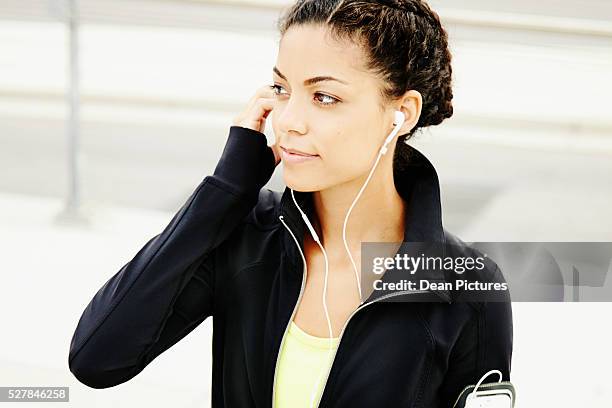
[394,109,406,126]
[380,110,405,155]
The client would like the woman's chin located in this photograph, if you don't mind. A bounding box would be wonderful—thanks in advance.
[282,169,323,192]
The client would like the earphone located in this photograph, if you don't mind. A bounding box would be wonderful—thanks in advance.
[289,110,406,408]
[381,110,406,155]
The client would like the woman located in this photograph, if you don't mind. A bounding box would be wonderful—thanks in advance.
[68,1,513,407]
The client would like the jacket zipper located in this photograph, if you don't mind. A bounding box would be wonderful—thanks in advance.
[275,215,432,408]
[308,288,431,408]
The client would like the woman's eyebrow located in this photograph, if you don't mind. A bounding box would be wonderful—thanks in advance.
[273,66,349,86]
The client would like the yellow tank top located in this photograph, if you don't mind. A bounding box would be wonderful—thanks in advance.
[274,320,340,408]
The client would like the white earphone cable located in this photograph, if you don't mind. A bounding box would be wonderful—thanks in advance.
[288,111,405,408]
[290,190,334,408]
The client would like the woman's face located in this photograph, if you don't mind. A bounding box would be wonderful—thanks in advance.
[271,23,396,192]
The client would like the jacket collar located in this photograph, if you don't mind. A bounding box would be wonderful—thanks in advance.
[277,143,451,303]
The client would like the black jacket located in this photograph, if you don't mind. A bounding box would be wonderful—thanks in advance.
[68,125,513,408]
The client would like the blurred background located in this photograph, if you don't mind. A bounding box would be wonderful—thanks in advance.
[0,0,611,406]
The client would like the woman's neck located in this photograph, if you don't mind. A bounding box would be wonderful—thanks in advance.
[309,157,406,266]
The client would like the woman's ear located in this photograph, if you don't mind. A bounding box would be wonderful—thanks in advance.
[397,90,423,135]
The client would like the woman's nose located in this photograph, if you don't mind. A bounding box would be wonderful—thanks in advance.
[276,98,307,136]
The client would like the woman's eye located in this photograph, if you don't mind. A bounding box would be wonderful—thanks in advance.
[271,84,287,96]
[272,84,339,107]
[315,93,339,107]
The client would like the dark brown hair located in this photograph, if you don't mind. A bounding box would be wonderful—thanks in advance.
[277,0,454,144]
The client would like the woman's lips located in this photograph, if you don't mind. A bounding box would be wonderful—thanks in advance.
[280,146,319,164]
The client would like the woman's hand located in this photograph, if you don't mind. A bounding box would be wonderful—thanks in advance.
[232,85,282,166]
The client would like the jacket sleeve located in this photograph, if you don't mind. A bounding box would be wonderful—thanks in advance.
[436,266,514,407]
[68,126,276,389]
